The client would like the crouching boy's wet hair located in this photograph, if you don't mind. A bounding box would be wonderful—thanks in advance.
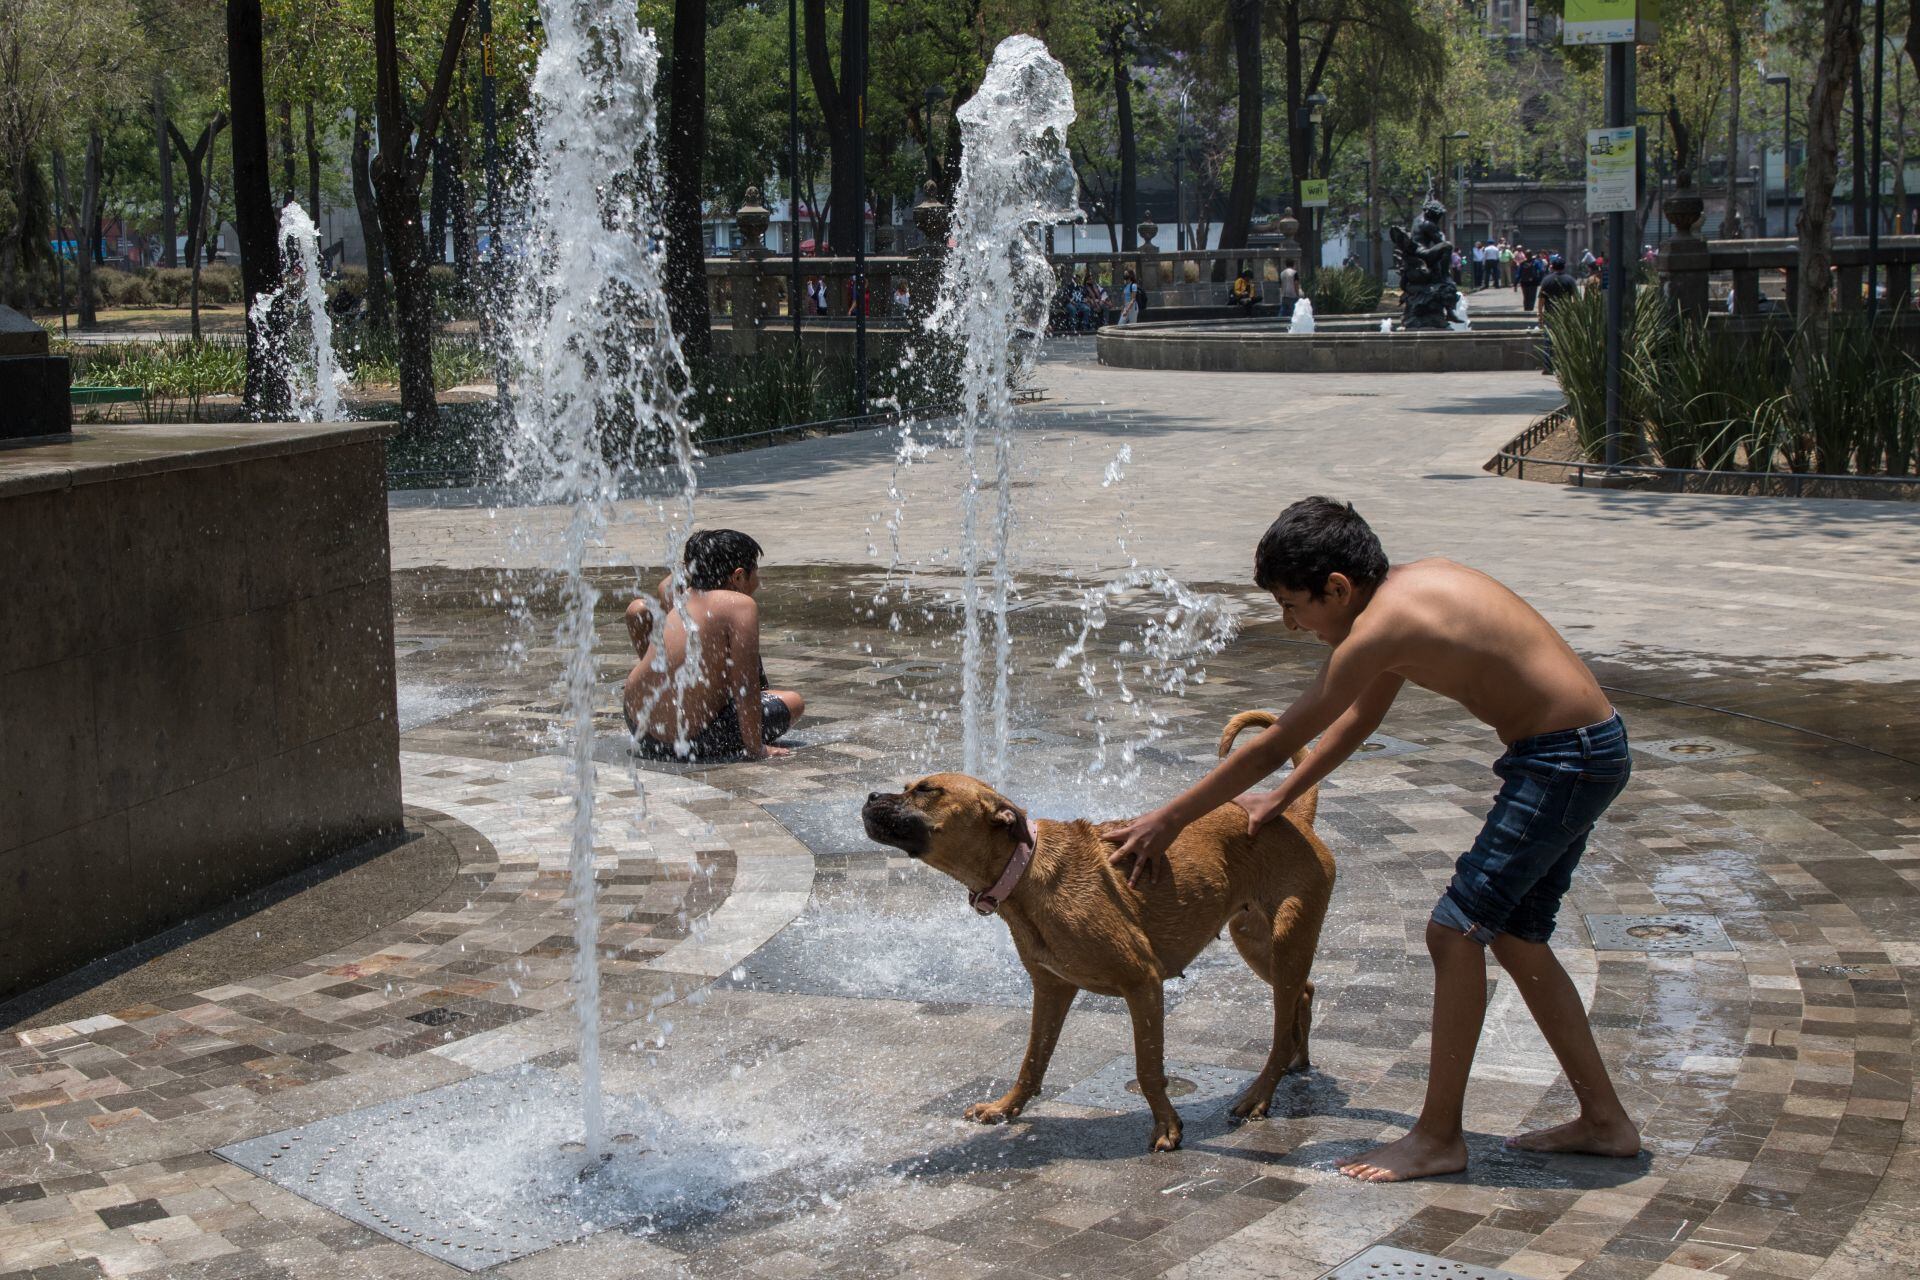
[684,528,764,591]
[1254,497,1390,598]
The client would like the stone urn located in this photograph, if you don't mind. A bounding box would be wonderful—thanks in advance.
[1137,211,1158,252]
[1277,207,1300,241]
[734,187,771,257]
[912,180,950,252]
[1664,177,1704,240]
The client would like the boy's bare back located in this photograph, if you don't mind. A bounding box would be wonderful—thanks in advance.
[623,586,760,740]
[1338,559,1611,744]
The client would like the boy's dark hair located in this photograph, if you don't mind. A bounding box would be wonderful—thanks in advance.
[1253,497,1389,597]
[683,528,763,590]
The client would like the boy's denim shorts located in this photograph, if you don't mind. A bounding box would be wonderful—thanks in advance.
[1432,712,1631,946]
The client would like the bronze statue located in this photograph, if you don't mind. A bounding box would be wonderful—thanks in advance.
[1389,198,1462,330]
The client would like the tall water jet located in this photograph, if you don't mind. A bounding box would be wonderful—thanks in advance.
[500,1,698,1164]
[249,202,345,422]
[927,34,1080,787]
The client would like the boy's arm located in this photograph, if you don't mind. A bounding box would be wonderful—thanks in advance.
[1241,673,1404,835]
[1103,629,1397,885]
[725,596,786,760]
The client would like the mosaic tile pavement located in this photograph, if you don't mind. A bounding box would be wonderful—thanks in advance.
[4,567,1919,1280]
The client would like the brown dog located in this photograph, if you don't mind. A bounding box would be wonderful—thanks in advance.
[860,710,1334,1152]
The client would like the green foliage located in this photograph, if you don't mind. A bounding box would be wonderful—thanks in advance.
[337,325,493,392]
[70,340,246,422]
[1309,266,1384,315]
[1549,291,1920,478]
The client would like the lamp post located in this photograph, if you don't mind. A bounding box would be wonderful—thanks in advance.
[1868,0,1886,321]
[789,0,800,344]
[1764,72,1791,237]
[1296,92,1328,266]
[1748,165,1761,238]
[1174,86,1189,253]
[1441,129,1469,235]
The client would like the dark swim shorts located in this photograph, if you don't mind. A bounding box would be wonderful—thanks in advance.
[1431,712,1631,945]
[633,692,793,760]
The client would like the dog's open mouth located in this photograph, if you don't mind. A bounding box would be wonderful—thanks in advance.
[861,794,931,856]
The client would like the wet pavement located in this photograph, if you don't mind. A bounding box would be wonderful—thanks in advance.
[5,555,1919,1280]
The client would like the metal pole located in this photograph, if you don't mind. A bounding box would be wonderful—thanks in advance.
[480,0,505,410]
[1603,39,1632,470]
[850,0,867,414]
[1868,0,1884,322]
[1440,135,1451,233]
[1783,77,1793,237]
[789,0,801,346]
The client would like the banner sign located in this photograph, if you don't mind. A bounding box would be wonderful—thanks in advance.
[1564,0,1660,45]
[1300,180,1330,209]
[1585,126,1639,214]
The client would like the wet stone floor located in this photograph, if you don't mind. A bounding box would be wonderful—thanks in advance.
[4,566,1920,1280]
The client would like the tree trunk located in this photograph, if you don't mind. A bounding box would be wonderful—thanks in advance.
[155,75,177,267]
[451,99,474,290]
[168,113,227,340]
[1113,39,1136,251]
[804,0,860,253]
[371,0,475,429]
[305,101,321,224]
[278,99,296,207]
[76,132,101,326]
[1220,0,1263,269]
[351,119,391,327]
[230,0,290,416]
[1724,0,1743,236]
[429,129,452,264]
[664,0,711,356]
[1798,0,1864,327]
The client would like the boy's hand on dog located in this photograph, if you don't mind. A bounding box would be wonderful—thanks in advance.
[1236,790,1284,837]
[1103,811,1180,887]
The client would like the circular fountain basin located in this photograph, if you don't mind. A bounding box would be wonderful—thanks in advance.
[1097,315,1543,374]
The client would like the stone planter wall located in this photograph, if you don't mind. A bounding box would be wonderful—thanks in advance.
[0,423,402,1003]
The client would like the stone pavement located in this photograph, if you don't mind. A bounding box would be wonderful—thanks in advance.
[7,347,1920,1280]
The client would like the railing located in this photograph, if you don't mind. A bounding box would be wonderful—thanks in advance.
[1656,234,1920,318]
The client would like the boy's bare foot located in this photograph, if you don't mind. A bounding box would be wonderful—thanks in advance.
[1337,1130,1467,1183]
[1504,1115,1640,1157]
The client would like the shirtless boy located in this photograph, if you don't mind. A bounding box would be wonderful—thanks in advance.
[1104,497,1640,1182]
[622,529,805,761]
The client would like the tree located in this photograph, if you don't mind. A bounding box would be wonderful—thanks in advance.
[371,0,475,429]
[664,0,711,356]
[1221,0,1263,261]
[167,111,227,338]
[804,0,863,252]
[1796,0,1862,323]
[230,0,290,416]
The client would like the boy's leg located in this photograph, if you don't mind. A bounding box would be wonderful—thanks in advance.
[1337,921,1483,1182]
[1488,932,1640,1157]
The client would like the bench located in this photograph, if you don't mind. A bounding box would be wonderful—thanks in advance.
[69,386,143,405]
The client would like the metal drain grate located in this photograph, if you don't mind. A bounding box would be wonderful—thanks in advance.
[1351,733,1426,759]
[1631,736,1755,764]
[1585,913,1735,953]
[1318,1244,1537,1280]
[216,1067,722,1272]
[1053,1057,1254,1113]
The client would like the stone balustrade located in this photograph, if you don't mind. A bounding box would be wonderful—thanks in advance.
[1657,233,1920,318]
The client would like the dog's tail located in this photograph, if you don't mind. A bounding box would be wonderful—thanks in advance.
[1217,710,1318,828]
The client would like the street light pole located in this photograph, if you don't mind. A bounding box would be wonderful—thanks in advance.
[1868,0,1885,321]
[789,0,800,345]
[1765,72,1792,237]
[848,0,868,413]
[1440,130,1469,236]
[1174,87,1188,253]
[478,0,505,409]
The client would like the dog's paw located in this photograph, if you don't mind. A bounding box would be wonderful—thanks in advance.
[1229,1092,1272,1121]
[963,1099,1020,1125]
[1149,1121,1183,1153]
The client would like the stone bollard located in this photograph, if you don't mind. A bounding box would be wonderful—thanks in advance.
[0,306,70,440]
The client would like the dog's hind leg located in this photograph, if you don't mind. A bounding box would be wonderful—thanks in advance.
[1230,894,1324,1121]
[964,969,1077,1126]
[1121,982,1182,1152]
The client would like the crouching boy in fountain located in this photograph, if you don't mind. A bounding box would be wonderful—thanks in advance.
[1103,497,1640,1182]
[623,528,805,761]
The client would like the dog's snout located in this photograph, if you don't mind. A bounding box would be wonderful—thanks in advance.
[867,792,882,803]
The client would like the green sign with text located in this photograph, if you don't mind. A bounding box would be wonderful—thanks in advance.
[1564,0,1660,44]
[1300,180,1330,209]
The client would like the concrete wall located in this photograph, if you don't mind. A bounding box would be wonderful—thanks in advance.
[0,423,402,1003]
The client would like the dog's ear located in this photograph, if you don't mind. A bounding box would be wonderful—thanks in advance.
[991,801,1035,848]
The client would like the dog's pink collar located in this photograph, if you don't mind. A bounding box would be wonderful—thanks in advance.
[969,840,1035,916]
